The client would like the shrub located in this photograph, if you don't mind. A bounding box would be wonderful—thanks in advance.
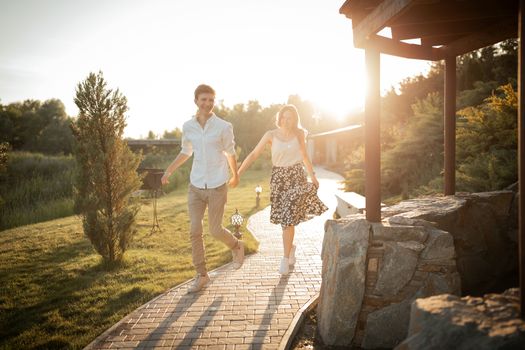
[0,151,75,230]
[72,72,142,262]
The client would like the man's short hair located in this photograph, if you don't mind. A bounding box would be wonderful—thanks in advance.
[194,84,216,100]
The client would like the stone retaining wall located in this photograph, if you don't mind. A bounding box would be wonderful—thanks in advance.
[318,190,517,348]
[318,215,460,348]
[382,191,518,295]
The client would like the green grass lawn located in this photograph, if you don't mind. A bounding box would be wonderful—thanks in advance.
[0,168,271,349]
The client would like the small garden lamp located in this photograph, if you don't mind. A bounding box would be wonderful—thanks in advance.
[255,184,262,207]
[230,209,244,239]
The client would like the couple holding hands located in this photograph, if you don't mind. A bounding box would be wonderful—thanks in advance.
[161,84,327,293]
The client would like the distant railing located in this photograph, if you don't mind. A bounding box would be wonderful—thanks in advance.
[126,139,180,152]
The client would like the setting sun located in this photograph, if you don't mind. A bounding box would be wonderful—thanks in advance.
[1,1,522,349]
[1,0,430,137]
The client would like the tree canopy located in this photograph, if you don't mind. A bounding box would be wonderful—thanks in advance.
[344,39,518,199]
[0,99,74,155]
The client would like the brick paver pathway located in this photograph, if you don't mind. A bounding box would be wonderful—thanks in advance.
[85,168,344,350]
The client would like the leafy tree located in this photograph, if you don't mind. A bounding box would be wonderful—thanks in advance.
[0,102,17,147]
[343,145,365,194]
[457,39,517,92]
[457,51,485,91]
[457,80,499,109]
[71,72,142,263]
[162,127,182,139]
[456,84,517,192]
[0,142,10,209]
[0,100,41,150]
[381,93,444,197]
[344,39,518,200]
[381,63,443,148]
[493,39,518,86]
[33,119,75,155]
[218,100,279,160]
[146,130,157,140]
[0,99,73,154]
[0,142,8,172]
[31,99,74,154]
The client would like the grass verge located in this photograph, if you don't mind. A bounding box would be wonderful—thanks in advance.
[0,168,270,349]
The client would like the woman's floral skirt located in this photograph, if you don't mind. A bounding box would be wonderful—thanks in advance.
[270,162,328,227]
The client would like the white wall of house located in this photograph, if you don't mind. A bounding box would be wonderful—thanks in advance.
[307,139,315,162]
[327,138,338,164]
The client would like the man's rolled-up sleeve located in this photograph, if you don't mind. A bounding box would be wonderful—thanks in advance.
[222,123,236,156]
[180,128,193,156]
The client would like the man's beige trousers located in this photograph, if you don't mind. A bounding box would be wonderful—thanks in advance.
[188,183,237,275]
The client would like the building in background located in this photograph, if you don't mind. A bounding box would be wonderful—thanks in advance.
[307,124,363,168]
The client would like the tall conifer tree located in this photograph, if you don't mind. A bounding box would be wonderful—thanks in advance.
[72,72,141,262]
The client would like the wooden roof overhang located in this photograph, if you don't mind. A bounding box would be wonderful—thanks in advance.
[338,0,524,318]
[340,0,518,61]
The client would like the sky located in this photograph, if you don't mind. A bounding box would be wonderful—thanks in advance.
[0,0,432,138]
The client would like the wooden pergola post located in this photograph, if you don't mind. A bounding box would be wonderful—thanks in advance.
[518,0,525,318]
[365,48,381,222]
[444,55,457,196]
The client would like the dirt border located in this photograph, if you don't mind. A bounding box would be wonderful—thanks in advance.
[278,293,319,350]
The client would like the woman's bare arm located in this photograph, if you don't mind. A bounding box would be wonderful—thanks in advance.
[297,130,319,188]
[238,130,273,176]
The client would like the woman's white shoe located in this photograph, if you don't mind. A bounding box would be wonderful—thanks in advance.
[289,245,296,265]
[279,257,290,274]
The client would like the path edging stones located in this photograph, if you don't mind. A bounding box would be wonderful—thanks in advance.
[278,293,320,350]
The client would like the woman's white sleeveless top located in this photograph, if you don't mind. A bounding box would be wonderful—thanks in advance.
[271,134,303,167]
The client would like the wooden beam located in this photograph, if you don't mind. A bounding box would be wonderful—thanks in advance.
[365,48,381,222]
[391,18,496,40]
[340,0,384,20]
[339,0,353,18]
[444,56,456,196]
[421,34,463,47]
[393,0,518,27]
[359,34,441,60]
[438,18,518,57]
[353,0,416,47]
[351,10,369,30]
[518,0,525,320]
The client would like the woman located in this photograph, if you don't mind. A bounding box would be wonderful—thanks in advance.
[238,104,328,274]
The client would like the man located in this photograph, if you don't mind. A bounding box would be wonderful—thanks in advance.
[161,84,244,293]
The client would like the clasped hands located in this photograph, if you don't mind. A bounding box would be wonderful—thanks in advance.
[228,172,239,188]
[161,171,240,188]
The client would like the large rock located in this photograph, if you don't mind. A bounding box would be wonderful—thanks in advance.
[361,222,460,348]
[373,241,418,297]
[319,214,460,348]
[382,191,517,295]
[318,215,369,346]
[372,222,429,242]
[362,298,412,349]
[421,228,455,260]
[382,196,466,225]
[395,289,525,350]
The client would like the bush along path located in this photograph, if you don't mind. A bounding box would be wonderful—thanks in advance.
[85,167,343,350]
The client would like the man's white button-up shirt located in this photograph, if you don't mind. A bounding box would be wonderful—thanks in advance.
[180,114,236,189]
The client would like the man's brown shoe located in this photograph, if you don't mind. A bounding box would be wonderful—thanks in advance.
[187,274,210,293]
